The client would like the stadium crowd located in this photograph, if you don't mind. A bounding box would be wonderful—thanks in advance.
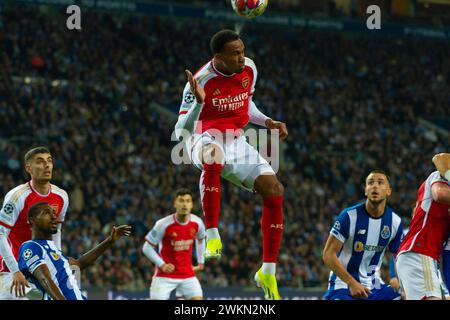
[0,6,449,292]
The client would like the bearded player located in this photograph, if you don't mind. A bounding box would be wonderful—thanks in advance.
[323,171,403,300]
[0,147,69,299]
[396,153,450,300]
[174,30,288,300]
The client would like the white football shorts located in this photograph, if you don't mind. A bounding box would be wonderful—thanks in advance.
[186,132,275,191]
[150,276,202,300]
[396,252,447,300]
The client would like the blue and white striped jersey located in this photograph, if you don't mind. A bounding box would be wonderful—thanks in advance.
[328,202,403,291]
[18,240,86,300]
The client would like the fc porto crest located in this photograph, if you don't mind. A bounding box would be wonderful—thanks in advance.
[381,225,391,239]
[242,77,250,89]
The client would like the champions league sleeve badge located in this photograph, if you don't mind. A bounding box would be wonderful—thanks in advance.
[184,92,195,104]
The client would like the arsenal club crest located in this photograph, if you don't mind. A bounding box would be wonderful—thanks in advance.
[189,228,197,237]
[242,77,250,89]
[50,203,59,214]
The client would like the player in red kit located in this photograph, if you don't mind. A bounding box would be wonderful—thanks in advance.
[174,30,288,300]
[142,189,205,300]
[0,147,69,299]
[396,153,450,300]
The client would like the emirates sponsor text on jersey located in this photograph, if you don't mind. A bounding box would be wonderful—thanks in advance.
[212,92,249,111]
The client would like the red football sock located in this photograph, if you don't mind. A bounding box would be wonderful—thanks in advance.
[200,163,223,229]
[262,195,284,263]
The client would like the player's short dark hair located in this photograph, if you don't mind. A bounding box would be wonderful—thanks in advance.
[174,188,193,199]
[366,170,391,184]
[210,29,241,54]
[28,202,50,224]
[24,146,51,163]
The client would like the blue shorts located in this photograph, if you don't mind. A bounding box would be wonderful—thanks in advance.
[324,284,401,300]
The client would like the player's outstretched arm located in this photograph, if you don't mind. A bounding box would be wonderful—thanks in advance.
[32,264,66,300]
[73,225,131,270]
[323,235,371,298]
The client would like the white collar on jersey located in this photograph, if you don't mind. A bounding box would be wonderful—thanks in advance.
[173,213,191,225]
[211,58,236,78]
[29,181,51,197]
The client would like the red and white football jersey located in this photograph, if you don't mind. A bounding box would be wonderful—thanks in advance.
[145,214,205,279]
[0,182,69,272]
[179,57,257,133]
[398,171,450,260]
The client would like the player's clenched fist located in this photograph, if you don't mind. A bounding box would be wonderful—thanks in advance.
[265,119,288,141]
[432,153,450,180]
[185,70,205,104]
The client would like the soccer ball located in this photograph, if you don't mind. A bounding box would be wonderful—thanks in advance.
[231,0,268,18]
